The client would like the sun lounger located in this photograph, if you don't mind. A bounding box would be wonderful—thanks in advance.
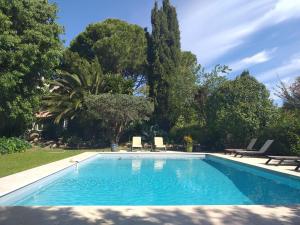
[154,137,166,151]
[234,140,274,157]
[265,155,300,166]
[131,136,143,151]
[224,138,257,154]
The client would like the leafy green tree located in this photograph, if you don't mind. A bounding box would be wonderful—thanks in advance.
[169,65,230,145]
[261,109,300,155]
[69,19,147,81]
[205,71,275,147]
[85,94,154,145]
[195,65,230,123]
[169,51,198,125]
[148,0,194,131]
[267,77,300,155]
[102,74,134,95]
[0,0,63,136]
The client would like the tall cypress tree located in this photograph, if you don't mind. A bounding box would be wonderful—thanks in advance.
[148,0,182,131]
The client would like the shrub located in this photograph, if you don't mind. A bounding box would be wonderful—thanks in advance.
[0,137,31,155]
[204,72,274,149]
[260,110,300,155]
[169,125,205,144]
[183,135,193,144]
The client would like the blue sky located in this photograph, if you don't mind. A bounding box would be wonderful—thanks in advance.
[51,0,300,102]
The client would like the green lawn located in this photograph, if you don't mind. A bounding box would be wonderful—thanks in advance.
[0,149,88,178]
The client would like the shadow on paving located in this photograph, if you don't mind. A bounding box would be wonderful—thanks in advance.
[1,206,300,225]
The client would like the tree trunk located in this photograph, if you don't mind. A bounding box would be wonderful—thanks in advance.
[111,123,123,145]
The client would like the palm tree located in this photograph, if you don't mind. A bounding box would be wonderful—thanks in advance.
[43,51,104,123]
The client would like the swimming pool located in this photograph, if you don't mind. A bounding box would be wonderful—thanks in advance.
[1,154,300,205]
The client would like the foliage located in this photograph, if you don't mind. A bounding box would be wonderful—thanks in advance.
[62,116,110,148]
[102,73,134,95]
[43,51,136,147]
[204,71,275,148]
[121,123,167,145]
[70,19,147,80]
[196,64,230,88]
[169,125,204,144]
[147,0,183,130]
[278,77,300,110]
[40,119,64,141]
[168,51,198,125]
[43,50,104,123]
[2,0,297,157]
[0,0,63,136]
[183,135,193,144]
[0,137,31,155]
[41,114,110,148]
[274,77,300,155]
[141,125,166,143]
[195,65,230,123]
[184,135,193,152]
[260,109,300,155]
[85,94,154,144]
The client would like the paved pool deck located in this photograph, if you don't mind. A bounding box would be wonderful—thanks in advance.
[0,151,300,225]
[1,205,300,225]
[210,153,300,178]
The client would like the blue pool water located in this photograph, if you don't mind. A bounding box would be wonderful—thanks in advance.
[1,154,300,205]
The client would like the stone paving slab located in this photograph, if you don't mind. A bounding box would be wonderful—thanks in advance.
[0,205,299,225]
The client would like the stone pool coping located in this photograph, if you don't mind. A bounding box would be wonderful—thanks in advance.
[1,151,300,198]
[209,153,300,178]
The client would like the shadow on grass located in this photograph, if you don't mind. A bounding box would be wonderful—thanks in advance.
[1,205,300,225]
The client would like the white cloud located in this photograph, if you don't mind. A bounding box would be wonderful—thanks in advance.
[257,54,300,102]
[258,54,300,83]
[230,48,276,71]
[177,0,300,65]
